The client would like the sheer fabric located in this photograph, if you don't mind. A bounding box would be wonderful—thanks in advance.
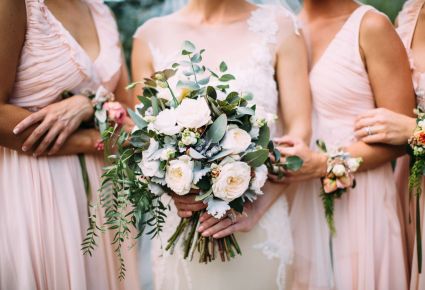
[134,4,299,290]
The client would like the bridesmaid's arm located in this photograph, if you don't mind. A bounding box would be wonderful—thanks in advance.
[345,11,415,169]
[278,11,416,183]
[0,0,99,156]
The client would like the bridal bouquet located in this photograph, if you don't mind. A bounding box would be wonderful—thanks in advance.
[82,41,302,278]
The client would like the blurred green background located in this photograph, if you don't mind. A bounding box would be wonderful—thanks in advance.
[107,0,407,63]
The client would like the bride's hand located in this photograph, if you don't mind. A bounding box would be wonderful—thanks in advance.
[198,203,258,239]
[269,135,327,183]
[13,95,94,156]
[171,192,207,218]
[354,108,416,145]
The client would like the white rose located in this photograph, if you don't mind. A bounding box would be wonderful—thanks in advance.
[165,155,194,195]
[212,161,251,202]
[332,164,346,177]
[252,107,277,127]
[176,98,211,129]
[153,108,182,136]
[347,158,361,172]
[221,128,252,154]
[419,120,425,129]
[250,165,268,195]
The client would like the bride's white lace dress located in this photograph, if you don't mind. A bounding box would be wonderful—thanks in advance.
[134,5,299,290]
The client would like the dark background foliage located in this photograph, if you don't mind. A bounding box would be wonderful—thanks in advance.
[106,0,407,64]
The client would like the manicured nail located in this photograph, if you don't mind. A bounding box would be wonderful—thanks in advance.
[198,226,204,232]
[202,231,210,237]
[22,146,28,152]
[13,128,19,134]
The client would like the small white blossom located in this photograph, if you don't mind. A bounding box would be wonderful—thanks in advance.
[332,164,346,177]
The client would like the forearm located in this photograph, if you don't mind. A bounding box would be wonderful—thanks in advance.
[0,104,99,156]
[346,141,405,172]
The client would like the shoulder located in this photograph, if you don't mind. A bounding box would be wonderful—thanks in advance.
[360,9,394,39]
[134,14,174,40]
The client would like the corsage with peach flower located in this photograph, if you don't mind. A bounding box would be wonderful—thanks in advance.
[408,108,425,273]
[317,140,363,235]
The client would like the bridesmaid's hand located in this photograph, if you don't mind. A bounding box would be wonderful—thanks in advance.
[198,203,258,239]
[354,108,416,145]
[13,95,94,156]
[172,192,207,218]
[270,135,327,183]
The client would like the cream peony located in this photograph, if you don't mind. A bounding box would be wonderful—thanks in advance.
[165,155,194,196]
[212,161,251,202]
[221,128,252,154]
[152,109,182,136]
[250,165,268,195]
[176,98,211,129]
[347,158,362,172]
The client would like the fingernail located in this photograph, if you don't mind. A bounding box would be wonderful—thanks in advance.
[213,234,219,239]
[33,153,38,158]
[202,231,209,237]
[198,226,204,232]
[13,128,19,134]
[22,146,28,152]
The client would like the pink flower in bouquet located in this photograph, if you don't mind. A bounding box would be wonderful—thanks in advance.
[323,178,337,193]
[336,174,353,189]
[414,130,425,146]
[95,140,104,151]
[103,102,127,125]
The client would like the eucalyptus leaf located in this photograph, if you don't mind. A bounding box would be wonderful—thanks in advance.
[206,86,217,99]
[151,96,160,116]
[128,109,148,130]
[219,74,236,82]
[256,125,270,148]
[284,156,304,172]
[236,107,255,116]
[242,149,269,168]
[182,40,196,53]
[191,53,202,63]
[219,61,228,72]
[198,76,210,86]
[177,80,200,90]
[206,114,227,143]
[208,149,233,162]
[189,148,206,160]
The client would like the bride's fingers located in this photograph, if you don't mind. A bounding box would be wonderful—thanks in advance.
[213,224,239,239]
[174,201,206,212]
[198,216,220,232]
[201,219,232,237]
[171,193,201,204]
[199,212,212,222]
[13,110,46,135]
[360,132,387,144]
[354,116,377,131]
[177,210,193,218]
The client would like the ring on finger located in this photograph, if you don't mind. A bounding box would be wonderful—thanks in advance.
[227,210,237,225]
[365,126,373,136]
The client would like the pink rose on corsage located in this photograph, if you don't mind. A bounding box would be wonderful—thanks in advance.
[323,178,337,193]
[103,102,127,125]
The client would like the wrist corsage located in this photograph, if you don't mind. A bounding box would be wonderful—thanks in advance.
[317,140,363,235]
[408,107,425,273]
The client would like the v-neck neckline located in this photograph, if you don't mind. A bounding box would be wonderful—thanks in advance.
[309,5,362,73]
[42,0,102,65]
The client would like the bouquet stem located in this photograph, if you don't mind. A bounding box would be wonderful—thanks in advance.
[166,210,242,263]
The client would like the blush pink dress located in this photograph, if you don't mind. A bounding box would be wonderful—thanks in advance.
[290,5,408,290]
[0,0,140,289]
[396,1,425,289]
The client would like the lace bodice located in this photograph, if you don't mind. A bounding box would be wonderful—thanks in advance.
[136,5,299,136]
